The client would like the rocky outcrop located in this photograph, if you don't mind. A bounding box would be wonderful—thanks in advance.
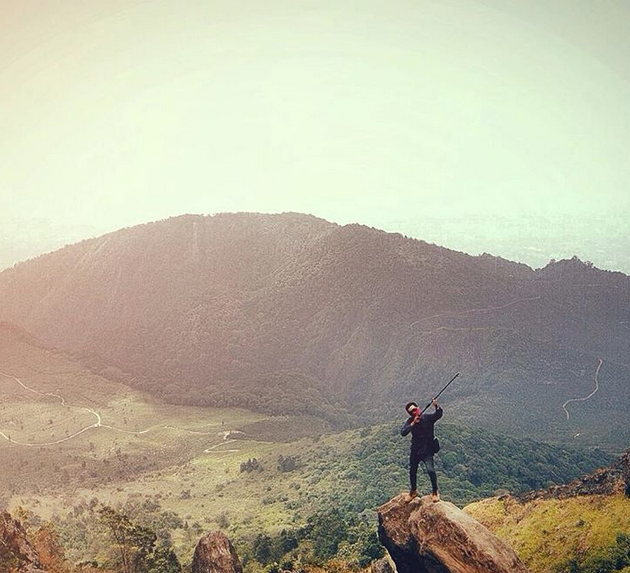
[377,494,529,573]
[517,447,630,502]
[192,531,243,573]
[0,511,46,573]
[370,556,396,573]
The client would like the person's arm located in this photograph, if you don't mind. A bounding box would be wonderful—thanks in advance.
[400,417,414,436]
[424,400,443,422]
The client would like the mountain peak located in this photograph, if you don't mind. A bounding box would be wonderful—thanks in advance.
[539,255,597,275]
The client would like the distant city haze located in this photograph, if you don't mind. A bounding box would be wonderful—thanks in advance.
[1,0,629,272]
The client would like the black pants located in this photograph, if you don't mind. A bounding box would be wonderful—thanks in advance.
[410,449,438,494]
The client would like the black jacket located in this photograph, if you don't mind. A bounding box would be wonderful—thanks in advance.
[400,406,443,455]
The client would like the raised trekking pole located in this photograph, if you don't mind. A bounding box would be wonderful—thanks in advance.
[420,372,460,414]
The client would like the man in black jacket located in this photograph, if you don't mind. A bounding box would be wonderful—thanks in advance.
[401,398,443,502]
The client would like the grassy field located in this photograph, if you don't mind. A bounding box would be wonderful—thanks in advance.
[0,328,273,497]
[465,493,630,573]
[0,327,345,564]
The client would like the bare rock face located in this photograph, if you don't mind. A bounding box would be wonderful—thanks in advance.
[192,531,243,573]
[0,511,46,573]
[370,556,396,573]
[377,494,529,573]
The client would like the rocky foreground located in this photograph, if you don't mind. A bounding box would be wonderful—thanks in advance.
[377,494,529,573]
[3,493,531,573]
[192,531,243,573]
[187,493,531,573]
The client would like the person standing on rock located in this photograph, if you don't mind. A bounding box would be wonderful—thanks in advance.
[401,398,443,502]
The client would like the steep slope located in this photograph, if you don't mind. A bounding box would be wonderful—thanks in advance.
[465,448,630,573]
[0,213,628,445]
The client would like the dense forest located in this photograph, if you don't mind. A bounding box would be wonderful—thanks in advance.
[280,421,614,514]
[0,213,629,447]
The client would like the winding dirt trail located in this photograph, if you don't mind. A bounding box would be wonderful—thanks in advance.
[410,325,516,337]
[0,370,245,451]
[0,407,101,447]
[0,370,103,446]
[0,370,66,406]
[562,358,603,421]
[409,296,541,329]
[203,439,240,454]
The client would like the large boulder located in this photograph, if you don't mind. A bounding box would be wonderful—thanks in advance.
[192,531,243,573]
[377,494,529,573]
[370,556,396,572]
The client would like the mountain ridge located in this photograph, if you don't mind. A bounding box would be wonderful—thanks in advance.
[1,213,628,446]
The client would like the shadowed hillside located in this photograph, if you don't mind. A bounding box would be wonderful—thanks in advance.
[0,213,628,447]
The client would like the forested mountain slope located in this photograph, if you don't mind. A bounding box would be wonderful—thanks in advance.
[0,213,628,446]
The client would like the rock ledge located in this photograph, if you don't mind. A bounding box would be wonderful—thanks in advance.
[377,494,529,573]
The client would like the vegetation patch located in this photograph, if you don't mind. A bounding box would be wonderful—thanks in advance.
[465,493,630,573]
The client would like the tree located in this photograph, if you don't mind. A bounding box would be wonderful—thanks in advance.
[253,533,273,564]
[33,523,69,573]
[98,506,180,573]
[277,455,298,473]
[307,509,348,562]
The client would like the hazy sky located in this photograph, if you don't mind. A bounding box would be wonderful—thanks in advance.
[1,0,629,270]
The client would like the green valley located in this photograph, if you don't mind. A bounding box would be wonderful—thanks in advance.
[2,324,618,570]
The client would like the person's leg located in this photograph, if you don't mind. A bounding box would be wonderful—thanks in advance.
[421,454,439,494]
[409,449,420,493]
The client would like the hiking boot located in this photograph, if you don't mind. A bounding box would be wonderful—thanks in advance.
[407,489,418,501]
[431,491,441,503]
